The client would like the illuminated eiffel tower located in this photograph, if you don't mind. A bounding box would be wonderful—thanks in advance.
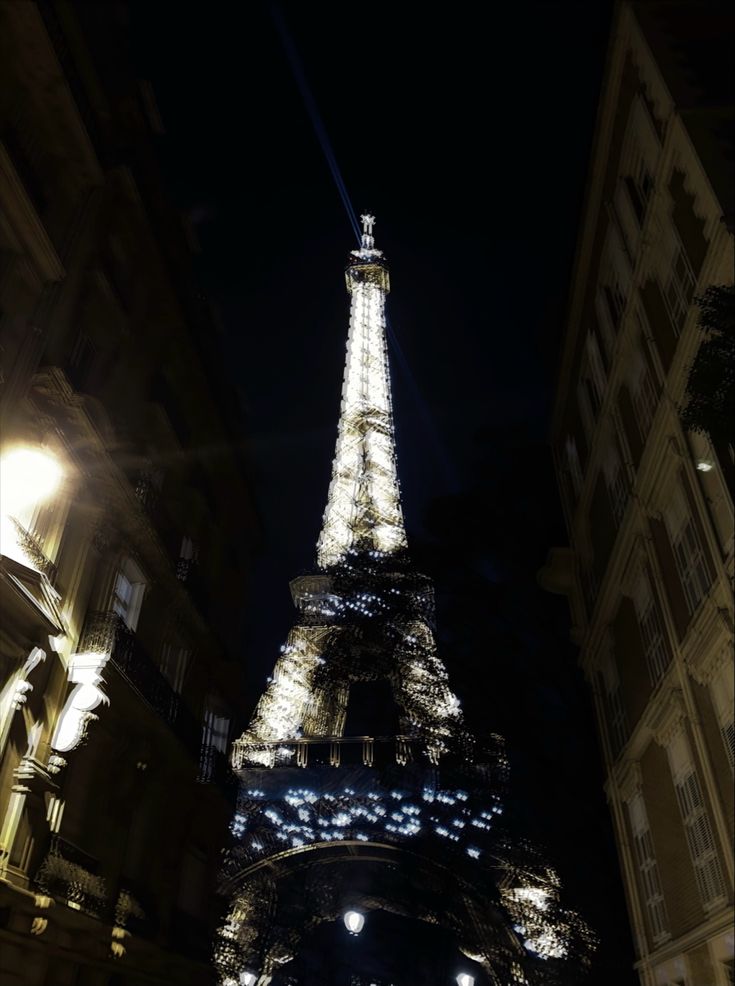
[215,218,594,986]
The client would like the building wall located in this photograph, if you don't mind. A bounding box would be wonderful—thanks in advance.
[0,3,257,984]
[545,4,734,985]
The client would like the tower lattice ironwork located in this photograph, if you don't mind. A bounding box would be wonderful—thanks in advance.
[215,218,595,986]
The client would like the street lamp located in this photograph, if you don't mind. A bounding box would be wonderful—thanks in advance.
[0,446,63,515]
[456,975,475,986]
[239,973,257,986]
[0,445,63,566]
[343,910,365,935]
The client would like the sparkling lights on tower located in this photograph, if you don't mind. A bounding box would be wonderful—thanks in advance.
[214,218,595,986]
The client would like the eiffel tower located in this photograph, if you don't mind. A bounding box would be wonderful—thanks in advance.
[215,218,594,986]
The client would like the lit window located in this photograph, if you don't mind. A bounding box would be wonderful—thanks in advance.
[112,557,146,631]
[627,791,669,945]
[667,730,726,909]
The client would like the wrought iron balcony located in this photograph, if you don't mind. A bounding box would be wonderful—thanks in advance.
[80,611,199,756]
[198,746,239,804]
[35,835,107,919]
[35,836,153,936]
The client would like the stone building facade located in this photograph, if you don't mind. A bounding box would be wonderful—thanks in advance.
[543,3,734,985]
[0,3,257,983]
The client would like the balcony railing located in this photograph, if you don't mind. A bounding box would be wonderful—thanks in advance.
[232,734,458,772]
[35,836,152,935]
[198,746,238,804]
[35,835,107,919]
[80,611,199,756]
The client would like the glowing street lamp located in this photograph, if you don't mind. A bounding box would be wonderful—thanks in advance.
[0,446,63,515]
[343,910,365,935]
[456,975,475,986]
[0,446,63,566]
[239,973,257,986]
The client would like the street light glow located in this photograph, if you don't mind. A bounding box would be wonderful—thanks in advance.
[0,446,63,515]
[456,975,475,986]
[0,446,63,567]
[239,973,257,986]
[343,910,365,935]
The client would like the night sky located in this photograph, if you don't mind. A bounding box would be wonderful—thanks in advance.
[130,3,636,981]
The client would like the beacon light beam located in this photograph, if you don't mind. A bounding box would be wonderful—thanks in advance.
[269,3,361,244]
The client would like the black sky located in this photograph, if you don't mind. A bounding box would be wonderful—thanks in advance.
[130,2,635,981]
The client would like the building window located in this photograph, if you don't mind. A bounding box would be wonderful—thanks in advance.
[632,573,669,685]
[199,702,231,783]
[112,557,146,631]
[603,279,627,331]
[666,485,711,615]
[600,645,628,758]
[624,160,654,226]
[160,643,191,695]
[67,328,98,390]
[628,791,669,945]
[176,535,198,581]
[565,436,583,500]
[603,444,628,527]
[628,345,658,443]
[668,731,727,910]
[710,663,735,771]
[664,240,695,335]
[578,332,607,436]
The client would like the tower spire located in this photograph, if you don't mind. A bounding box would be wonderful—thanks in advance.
[316,213,407,568]
[359,211,376,251]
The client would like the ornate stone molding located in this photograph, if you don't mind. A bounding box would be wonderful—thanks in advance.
[645,688,686,749]
[684,597,733,686]
[615,760,643,803]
